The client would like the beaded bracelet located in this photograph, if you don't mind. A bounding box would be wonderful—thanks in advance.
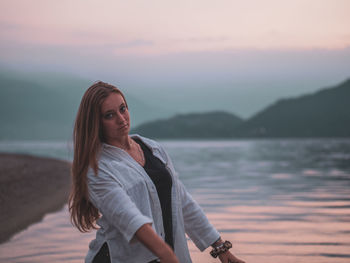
[210,240,232,258]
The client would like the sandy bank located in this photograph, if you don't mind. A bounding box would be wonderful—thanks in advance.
[0,153,71,243]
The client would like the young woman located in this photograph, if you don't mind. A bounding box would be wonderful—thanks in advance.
[69,81,245,263]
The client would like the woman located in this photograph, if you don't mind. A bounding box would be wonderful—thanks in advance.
[69,81,245,263]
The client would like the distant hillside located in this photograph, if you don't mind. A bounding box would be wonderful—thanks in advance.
[0,73,82,140]
[132,78,350,139]
[0,70,168,140]
[234,79,350,137]
[2,69,349,140]
[131,111,244,138]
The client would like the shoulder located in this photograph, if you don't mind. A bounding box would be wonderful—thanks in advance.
[130,134,165,152]
[131,134,170,163]
[87,148,127,184]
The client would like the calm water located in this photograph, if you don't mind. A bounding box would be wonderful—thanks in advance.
[0,139,350,263]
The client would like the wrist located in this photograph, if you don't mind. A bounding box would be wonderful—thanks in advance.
[157,243,175,259]
[210,240,232,258]
[211,237,223,248]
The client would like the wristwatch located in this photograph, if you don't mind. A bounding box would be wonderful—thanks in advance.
[210,240,232,258]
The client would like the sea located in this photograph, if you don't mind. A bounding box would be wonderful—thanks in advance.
[0,138,349,263]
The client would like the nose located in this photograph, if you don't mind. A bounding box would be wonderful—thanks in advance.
[115,112,126,123]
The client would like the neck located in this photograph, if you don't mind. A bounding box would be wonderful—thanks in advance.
[107,135,133,150]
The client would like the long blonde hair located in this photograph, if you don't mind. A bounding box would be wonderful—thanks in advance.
[69,81,128,232]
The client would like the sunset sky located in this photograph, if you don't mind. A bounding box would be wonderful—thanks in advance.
[1,0,350,117]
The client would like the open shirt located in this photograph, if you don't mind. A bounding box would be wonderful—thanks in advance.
[85,134,220,263]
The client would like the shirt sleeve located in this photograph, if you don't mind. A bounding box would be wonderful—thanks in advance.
[158,143,220,251]
[87,166,153,243]
[177,179,220,251]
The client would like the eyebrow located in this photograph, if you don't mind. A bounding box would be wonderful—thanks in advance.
[102,103,126,113]
[102,109,115,115]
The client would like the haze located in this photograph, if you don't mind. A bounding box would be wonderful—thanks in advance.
[1,0,349,118]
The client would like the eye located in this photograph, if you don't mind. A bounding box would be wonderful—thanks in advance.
[120,105,127,113]
[104,112,115,119]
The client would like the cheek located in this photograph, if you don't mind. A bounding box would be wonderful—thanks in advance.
[101,120,114,135]
[125,111,130,122]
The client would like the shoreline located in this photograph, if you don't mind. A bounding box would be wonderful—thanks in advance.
[0,153,71,244]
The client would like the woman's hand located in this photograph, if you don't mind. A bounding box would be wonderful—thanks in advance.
[218,251,245,263]
[211,238,245,263]
[135,224,180,263]
[157,242,179,263]
[158,250,180,263]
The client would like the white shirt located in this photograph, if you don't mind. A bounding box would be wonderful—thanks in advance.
[85,134,220,263]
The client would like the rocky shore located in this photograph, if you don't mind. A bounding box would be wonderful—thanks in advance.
[0,153,71,243]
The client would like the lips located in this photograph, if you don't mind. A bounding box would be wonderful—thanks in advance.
[119,123,128,130]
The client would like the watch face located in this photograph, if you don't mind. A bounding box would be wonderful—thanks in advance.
[210,250,218,258]
[210,241,232,258]
[224,240,232,249]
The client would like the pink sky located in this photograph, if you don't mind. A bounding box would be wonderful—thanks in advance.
[1,0,350,55]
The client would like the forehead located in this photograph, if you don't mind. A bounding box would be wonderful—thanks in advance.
[101,93,125,112]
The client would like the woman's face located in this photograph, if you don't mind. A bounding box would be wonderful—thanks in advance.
[100,92,130,142]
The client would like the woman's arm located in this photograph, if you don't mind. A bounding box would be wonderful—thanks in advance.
[159,144,245,262]
[89,169,180,262]
[135,224,179,263]
[157,143,220,250]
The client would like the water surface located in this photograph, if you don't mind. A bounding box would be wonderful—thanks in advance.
[0,139,349,263]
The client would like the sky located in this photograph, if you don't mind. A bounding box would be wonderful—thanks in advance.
[1,0,350,118]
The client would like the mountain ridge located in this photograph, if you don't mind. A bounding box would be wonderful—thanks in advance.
[133,78,350,138]
[1,69,349,139]
[233,78,350,137]
[131,111,243,138]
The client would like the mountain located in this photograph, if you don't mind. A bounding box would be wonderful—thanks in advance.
[234,79,350,137]
[132,78,350,139]
[0,70,167,140]
[131,111,244,139]
[1,68,348,140]
[0,72,87,140]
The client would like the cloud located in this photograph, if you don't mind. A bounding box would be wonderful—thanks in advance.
[113,39,154,49]
[174,36,231,43]
[0,22,155,52]
[66,30,154,48]
[0,21,24,31]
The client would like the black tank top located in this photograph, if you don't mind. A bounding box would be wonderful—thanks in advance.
[134,138,174,249]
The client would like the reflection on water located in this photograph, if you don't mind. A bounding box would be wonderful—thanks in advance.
[0,139,350,263]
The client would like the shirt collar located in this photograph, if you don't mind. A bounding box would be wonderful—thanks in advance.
[101,134,167,164]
